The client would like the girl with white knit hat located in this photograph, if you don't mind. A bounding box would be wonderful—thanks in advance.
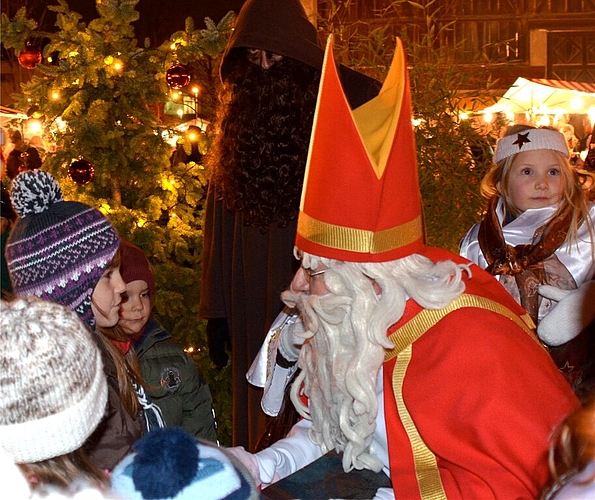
[460,124,595,398]
[0,296,109,495]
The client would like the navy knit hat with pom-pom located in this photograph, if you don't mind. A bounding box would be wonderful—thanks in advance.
[5,170,120,328]
[110,427,261,500]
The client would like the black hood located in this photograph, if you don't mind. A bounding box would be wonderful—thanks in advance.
[220,0,381,109]
[220,0,324,80]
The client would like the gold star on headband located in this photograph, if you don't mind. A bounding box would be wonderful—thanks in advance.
[512,132,531,149]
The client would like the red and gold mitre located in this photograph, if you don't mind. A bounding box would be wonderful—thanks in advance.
[296,37,425,262]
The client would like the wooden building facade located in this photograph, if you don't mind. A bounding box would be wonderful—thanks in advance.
[316,0,595,87]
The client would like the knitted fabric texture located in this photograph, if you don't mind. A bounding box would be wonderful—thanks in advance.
[493,128,569,163]
[110,427,261,500]
[0,297,108,464]
[6,170,120,327]
[120,239,156,303]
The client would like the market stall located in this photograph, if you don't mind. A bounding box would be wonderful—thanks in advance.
[482,77,595,126]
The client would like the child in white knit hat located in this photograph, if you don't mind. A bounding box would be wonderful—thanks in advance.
[0,297,109,495]
[460,124,595,398]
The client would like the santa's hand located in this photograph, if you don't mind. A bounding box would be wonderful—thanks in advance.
[226,446,262,488]
[278,315,307,363]
[537,281,595,346]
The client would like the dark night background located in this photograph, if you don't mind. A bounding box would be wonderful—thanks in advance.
[2,0,247,45]
[81,0,247,44]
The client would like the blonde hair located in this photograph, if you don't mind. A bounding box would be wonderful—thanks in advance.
[95,324,145,419]
[481,124,593,245]
[559,123,579,150]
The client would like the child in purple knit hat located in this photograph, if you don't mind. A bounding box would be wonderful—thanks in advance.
[5,169,147,471]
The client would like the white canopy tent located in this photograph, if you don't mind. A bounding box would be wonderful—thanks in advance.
[482,77,595,121]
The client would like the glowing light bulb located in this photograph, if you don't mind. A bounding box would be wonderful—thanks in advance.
[27,119,42,135]
[570,97,584,111]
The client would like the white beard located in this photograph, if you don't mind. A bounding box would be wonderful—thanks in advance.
[281,252,469,473]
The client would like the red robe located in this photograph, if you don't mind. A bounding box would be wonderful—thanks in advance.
[382,248,579,499]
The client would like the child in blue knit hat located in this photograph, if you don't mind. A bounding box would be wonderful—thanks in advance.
[111,427,261,500]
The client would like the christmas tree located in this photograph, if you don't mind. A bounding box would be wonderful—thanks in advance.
[1,0,235,443]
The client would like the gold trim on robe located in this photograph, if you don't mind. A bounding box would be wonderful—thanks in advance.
[387,293,539,498]
[385,294,538,362]
[393,344,447,499]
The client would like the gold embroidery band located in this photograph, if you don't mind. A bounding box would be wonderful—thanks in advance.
[297,211,423,254]
[393,345,447,500]
[385,293,539,362]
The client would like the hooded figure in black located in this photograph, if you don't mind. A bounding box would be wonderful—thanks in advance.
[199,0,380,450]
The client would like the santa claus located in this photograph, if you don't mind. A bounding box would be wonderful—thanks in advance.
[230,37,579,499]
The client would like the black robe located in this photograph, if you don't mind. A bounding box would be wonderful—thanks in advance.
[199,0,380,450]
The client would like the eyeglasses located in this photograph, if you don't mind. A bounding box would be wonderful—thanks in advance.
[301,265,326,283]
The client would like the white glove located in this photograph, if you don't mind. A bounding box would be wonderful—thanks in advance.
[278,315,307,363]
[259,315,305,415]
[247,308,300,390]
[256,419,322,486]
[537,281,595,346]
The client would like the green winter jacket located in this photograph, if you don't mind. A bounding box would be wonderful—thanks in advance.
[134,319,217,442]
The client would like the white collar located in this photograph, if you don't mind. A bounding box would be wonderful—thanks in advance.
[496,198,559,230]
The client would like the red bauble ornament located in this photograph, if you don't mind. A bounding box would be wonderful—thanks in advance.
[18,47,42,69]
[68,158,95,185]
[166,64,191,89]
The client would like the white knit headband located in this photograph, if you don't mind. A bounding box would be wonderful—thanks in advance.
[494,128,569,163]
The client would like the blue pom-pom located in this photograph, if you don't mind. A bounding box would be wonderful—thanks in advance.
[10,170,63,217]
[132,427,199,499]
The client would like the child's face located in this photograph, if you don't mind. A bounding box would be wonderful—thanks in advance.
[119,280,152,336]
[92,265,126,328]
[502,150,564,212]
